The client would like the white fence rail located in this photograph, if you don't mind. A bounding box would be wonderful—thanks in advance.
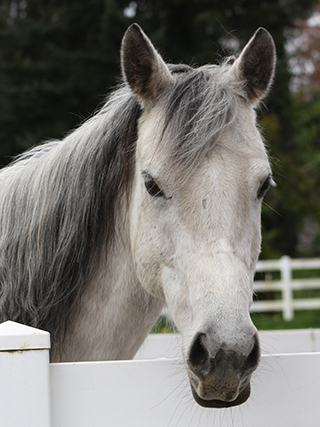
[1,321,320,427]
[252,256,320,320]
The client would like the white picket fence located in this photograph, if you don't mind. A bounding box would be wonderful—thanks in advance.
[1,321,320,427]
[252,256,320,320]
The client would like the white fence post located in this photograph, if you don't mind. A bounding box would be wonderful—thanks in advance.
[0,321,51,427]
[280,255,294,321]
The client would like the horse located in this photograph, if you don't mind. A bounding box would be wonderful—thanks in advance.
[0,23,276,408]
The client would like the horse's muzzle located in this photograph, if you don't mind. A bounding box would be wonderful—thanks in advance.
[187,331,260,408]
[190,380,251,408]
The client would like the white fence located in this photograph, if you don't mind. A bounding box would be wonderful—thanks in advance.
[252,256,320,320]
[1,321,320,427]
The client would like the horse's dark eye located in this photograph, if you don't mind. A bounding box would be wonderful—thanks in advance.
[257,175,271,199]
[143,173,165,198]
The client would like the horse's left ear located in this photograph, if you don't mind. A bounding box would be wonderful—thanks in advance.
[121,24,173,104]
[230,28,276,103]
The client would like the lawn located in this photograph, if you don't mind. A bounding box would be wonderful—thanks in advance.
[251,309,320,330]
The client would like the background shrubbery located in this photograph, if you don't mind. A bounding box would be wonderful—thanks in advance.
[1,0,320,260]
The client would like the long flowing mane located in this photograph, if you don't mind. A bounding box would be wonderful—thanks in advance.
[0,63,244,347]
[0,85,141,345]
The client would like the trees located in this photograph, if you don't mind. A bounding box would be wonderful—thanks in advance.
[0,0,126,163]
[280,6,320,257]
[289,3,320,99]
[0,0,319,257]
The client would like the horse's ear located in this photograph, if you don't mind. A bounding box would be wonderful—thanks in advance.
[230,28,276,102]
[121,24,173,104]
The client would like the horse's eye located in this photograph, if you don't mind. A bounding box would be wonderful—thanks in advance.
[257,175,271,199]
[143,173,166,198]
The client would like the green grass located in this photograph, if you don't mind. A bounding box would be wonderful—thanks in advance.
[152,310,320,333]
[251,309,320,330]
[151,316,178,333]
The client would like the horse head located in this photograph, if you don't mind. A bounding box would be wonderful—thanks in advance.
[122,24,276,408]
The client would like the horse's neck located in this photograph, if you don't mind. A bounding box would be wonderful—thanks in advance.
[52,220,163,363]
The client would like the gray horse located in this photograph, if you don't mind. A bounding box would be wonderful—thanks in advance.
[0,24,276,408]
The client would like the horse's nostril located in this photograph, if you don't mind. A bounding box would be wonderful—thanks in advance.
[188,333,210,374]
[241,333,260,374]
[188,331,260,378]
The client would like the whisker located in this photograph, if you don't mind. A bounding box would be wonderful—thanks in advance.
[263,201,282,217]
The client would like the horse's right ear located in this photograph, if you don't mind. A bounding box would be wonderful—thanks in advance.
[121,24,173,104]
[230,28,276,103]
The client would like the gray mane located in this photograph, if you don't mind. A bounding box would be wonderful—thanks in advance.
[0,61,244,346]
[0,85,141,345]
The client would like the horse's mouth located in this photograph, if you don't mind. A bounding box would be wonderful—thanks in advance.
[190,382,251,408]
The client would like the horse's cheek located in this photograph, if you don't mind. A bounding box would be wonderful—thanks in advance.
[132,227,166,300]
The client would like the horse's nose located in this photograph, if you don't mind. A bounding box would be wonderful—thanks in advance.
[187,330,260,378]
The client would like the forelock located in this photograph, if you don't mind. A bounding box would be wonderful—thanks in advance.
[159,62,245,170]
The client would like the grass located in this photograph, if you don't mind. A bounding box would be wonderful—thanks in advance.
[151,316,178,334]
[251,309,320,330]
[152,310,320,333]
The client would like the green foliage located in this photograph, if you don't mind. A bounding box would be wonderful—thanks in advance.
[260,95,320,258]
[0,0,320,258]
[0,0,127,164]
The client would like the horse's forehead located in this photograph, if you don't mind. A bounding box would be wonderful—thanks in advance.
[222,120,269,165]
[137,103,269,175]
